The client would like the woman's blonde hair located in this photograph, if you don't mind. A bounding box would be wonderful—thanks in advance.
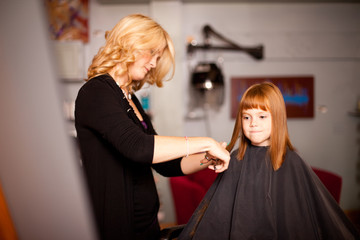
[87,14,175,91]
[226,82,294,170]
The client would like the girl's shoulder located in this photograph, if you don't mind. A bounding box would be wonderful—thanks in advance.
[286,148,304,163]
[283,148,310,171]
[285,147,297,155]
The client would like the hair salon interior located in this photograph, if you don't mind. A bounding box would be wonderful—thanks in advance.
[1,0,360,239]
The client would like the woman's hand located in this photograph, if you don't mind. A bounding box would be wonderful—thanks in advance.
[153,136,230,174]
[201,141,230,173]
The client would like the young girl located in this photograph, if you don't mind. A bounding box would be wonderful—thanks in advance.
[179,82,360,239]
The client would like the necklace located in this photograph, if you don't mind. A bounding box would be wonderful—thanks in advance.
[115,81,132,100]
[121,88,132,100]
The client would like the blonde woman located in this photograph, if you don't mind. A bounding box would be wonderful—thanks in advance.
[179,82,360,239]
[75,14,230,240]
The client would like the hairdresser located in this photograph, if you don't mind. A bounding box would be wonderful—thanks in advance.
[75,14,230,240]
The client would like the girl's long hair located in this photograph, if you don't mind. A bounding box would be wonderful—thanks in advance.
[226,82,294,170]
[87,14,175,92]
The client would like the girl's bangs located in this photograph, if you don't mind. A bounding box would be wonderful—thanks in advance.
[241,93,269,111]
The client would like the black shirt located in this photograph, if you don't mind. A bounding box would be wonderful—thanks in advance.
[75,74,183,240]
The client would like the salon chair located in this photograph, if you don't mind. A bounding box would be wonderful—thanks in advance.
[161,167,342,239]
[169,168,217,224]
[311,167,342,203]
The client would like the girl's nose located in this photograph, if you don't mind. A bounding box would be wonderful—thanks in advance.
[250,119,257,127]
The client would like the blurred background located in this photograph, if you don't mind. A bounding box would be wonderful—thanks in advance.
[1,0,359,239]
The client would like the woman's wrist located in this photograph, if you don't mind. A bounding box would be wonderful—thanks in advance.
[191,137,215,153]
[204,137,217,153]
[184,136,189,157]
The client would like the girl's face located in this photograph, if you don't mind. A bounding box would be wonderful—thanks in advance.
[128,49,163,81]
[242,108,272,146]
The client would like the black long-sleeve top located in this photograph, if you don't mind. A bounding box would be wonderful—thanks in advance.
[75,74,184,240]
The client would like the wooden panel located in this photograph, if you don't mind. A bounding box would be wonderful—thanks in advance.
[0,183,17,240]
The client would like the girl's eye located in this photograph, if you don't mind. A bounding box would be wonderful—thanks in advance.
[260,115,267,119]
[243,116,250,120]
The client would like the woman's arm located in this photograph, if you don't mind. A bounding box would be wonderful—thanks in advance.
[180,153,211,175]
[153,136,230,173]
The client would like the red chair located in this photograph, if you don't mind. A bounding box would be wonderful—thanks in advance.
[312,167,342,203]
[169,168,217,224]
[169,167,342,225]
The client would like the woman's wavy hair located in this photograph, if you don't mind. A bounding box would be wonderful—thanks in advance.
[226,82,294,170]
[87,14,175,91]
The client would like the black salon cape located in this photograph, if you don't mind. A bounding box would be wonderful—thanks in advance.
[179,145,360,240]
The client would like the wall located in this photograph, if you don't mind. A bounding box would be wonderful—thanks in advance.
[0,1,97,239]
[64,0,360,224]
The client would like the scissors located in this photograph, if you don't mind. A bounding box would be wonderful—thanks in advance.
[205,154,219,170]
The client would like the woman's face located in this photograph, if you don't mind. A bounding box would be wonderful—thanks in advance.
[128,49,163,81]
[242,108,272,146]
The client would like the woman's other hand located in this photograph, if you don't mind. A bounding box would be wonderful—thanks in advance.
[202,141,230,173]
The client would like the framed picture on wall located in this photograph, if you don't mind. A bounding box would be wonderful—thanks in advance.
[231,76,314,118]
[45,0,89,43]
